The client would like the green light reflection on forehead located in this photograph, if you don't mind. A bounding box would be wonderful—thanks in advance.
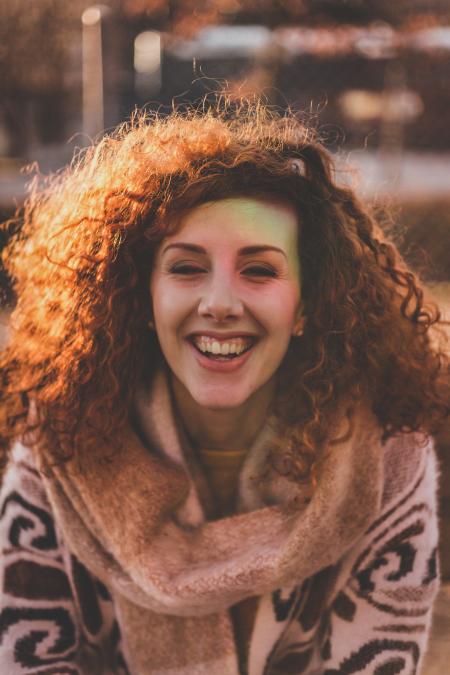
[193,197,301,283]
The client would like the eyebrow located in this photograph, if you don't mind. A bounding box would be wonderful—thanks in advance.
[162,243,287,259]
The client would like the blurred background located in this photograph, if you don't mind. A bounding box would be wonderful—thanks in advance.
[0,1,449,670]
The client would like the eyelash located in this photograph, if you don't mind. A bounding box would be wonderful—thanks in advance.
[169,265,203,275]
[244,266,278,278]
[169,264,278,278]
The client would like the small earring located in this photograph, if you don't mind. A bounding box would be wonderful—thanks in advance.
[147,318,155,330]
[293,315,305,337]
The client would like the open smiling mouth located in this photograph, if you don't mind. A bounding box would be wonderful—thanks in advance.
[188,336,257,361]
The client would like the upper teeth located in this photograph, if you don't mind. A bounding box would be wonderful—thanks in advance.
[192,336,254,355]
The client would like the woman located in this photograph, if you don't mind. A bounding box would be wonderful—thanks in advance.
[0,102,447,675]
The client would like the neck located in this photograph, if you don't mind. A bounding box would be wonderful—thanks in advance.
[170,376,275,452]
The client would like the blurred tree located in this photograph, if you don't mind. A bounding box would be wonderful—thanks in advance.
[1,0,448,93]
[0,0,90,156]
[122,0,450,32]
[0,0,82,93]
[0,0,448,157]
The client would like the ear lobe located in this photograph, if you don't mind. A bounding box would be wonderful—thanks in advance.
[292,315,306,337]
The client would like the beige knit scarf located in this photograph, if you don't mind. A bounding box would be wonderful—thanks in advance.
[39,366,385,674]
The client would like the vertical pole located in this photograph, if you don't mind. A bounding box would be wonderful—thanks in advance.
[82,6,105,139]
[380,60,406,154]
[379,59,407,190]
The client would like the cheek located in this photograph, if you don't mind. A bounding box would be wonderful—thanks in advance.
[151,283,191,336]
[262,288,300,326]
[150,279,171,330]
[153,298,176,331]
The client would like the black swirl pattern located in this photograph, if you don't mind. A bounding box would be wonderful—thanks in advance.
[0,606,77,667]
[263,451,438,675]
[1,491,58,552]
[0,472,130,674]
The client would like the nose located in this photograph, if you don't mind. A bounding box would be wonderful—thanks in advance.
[197,274,244,321]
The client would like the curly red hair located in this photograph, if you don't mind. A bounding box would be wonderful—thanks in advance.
[0,101,448,477]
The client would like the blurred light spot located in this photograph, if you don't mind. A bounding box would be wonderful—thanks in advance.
[340,89,424,123]
[134,31,161,75]
[412,27,450,52]
[355,23,396,59]
[167,25,271,60]
[82,7,102,27]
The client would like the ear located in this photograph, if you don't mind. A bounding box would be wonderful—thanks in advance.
[292,304,306,336]
[292,315,306,337]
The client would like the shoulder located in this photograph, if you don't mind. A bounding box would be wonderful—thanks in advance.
[381,432,438,511]
[0,443,128,673]
[1,441,50,510]
[349,432,440,600]
[362,433,440,574]
[0,441,61,556]
[320,435,440,675]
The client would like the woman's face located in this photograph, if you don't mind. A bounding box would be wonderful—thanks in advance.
[150,197,303,410]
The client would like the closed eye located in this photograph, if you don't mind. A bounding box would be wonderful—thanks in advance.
[170,264,206,275]
[168,264,278,277]
[242,266,278,277]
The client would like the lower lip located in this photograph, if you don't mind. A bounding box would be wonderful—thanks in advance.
[186,339,257,373]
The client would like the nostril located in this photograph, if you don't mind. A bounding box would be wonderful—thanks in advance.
[197,294,244,321]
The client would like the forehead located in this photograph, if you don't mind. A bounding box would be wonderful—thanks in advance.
[171,197,299,248]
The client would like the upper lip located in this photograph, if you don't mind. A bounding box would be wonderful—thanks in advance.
[187,331,258,340]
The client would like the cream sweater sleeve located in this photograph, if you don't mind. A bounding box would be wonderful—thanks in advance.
[321,440,440,674]
[263,438,440,675]
[0,443,128,675]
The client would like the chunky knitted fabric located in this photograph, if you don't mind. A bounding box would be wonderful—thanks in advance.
[195,446,258,668]
[0,366,440,674]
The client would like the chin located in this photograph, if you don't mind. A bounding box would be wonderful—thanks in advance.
[192,388,251,411]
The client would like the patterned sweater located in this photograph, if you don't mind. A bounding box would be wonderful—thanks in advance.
[0,376,441,675]
[0,445,129,674]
